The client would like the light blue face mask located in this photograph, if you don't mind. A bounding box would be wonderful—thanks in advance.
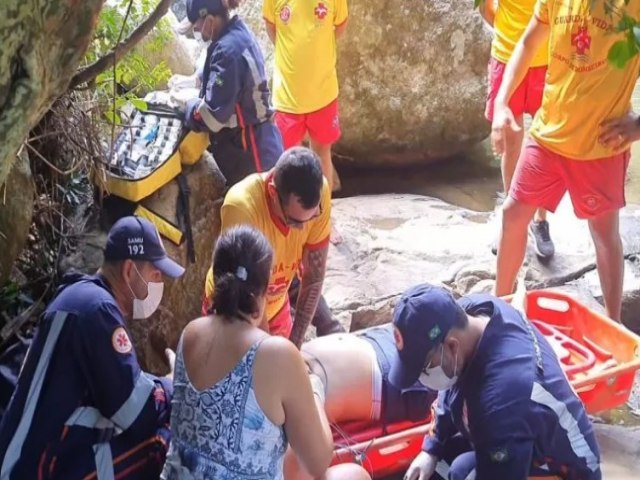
[418,344,459,391]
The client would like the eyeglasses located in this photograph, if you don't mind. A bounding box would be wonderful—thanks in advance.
[277,194,322,227]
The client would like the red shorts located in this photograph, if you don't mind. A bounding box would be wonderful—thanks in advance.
[485,57,547,122]
[268,300,293,338]
[510,139,630,219]
[274,99,341,148]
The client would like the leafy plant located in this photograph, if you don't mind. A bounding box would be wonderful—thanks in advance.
[82,0,173,125]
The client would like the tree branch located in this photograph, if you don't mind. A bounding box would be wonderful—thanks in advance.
[70,0,174,89]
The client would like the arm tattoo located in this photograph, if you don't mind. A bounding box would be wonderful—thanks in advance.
[290,245,328,348]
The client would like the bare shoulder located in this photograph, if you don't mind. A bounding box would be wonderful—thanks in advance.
[256,336,304,372]
[181,316,211,349]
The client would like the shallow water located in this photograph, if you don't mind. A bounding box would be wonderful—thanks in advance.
[339,81,640,211]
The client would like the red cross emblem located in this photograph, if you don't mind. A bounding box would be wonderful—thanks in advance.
[571,26,591,56]
[280,5,291,24]
[112,327,132,354]
[314,2,328,20]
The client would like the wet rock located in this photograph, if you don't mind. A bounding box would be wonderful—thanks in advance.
[0,151,34,285]
[326,194,640,331]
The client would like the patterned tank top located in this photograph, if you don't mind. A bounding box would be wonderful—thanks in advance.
[161,336,287,479]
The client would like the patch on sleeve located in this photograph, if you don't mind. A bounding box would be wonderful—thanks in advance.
[429,324,441,340]
[112,327,133,354]
[490,447,509,463]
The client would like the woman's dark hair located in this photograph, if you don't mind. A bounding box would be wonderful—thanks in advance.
[211,225,273,320]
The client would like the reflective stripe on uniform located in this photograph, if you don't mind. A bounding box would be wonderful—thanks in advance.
[110,372,155,430]
[1,311,68,479]
[93,443,115,480]
[66,406,117,432]
[435,459,450,478]
[242,49,268,122]
[64,373,156,479]
[198,100,238,132]
[530,382,599,472]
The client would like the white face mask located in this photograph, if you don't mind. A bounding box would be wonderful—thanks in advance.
[418,345,459,391]
[128,265,164,320]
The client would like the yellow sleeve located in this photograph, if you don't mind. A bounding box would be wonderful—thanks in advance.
[263,0,276,25]
[221,200,257,231]
[334,0,348,26]
[204,267,214,303]
[305,181,332,249]
[205,200,258,307]
[534,0,549,24]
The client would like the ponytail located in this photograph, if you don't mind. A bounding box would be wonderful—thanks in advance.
[210,225,273,321]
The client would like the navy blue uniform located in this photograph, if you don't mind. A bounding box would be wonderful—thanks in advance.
[0,274,172,479]
[422,294,601,480]
[186,15,283,186]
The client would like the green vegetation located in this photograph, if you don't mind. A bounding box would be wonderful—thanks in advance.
[82,0,173,124]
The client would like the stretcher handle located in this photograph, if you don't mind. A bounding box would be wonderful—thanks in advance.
[332,423,431,460]
[531,320,596,375]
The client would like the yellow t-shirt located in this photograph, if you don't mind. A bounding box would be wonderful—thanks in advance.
[204,172,332,321]
[530,0,640,160]
[263,0,349,114]
[493,0,549,67]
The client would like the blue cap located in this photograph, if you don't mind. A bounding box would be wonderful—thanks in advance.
[177,0,226,34]
[388,284,467,389]
[104,216,185,278]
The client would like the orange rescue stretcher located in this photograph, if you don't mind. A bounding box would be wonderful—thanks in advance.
[330,290,640,479]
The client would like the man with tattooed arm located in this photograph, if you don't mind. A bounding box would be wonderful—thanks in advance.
[202,146,333,347]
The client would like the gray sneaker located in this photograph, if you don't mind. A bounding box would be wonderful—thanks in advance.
[529,220,555,259]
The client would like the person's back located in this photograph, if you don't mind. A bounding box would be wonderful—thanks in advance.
[456,294,600,478]
[163,225,370,480]
[302,324,436,425]
[164,325,287,478]
[0,275,122,478]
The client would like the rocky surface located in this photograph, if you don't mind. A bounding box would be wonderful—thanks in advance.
[221,0,493,168]
[0,151,34,285]
[325,194,640,333]
[61,153,226,374]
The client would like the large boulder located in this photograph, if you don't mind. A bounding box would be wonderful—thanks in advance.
[335,1,492,167]
[325,194,640,332]
[60,153,226,374]
[0,150,34,285]
[236,0,492,168]
[129,154,226,374]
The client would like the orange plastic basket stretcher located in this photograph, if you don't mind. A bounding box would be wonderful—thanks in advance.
[330,290,640,478]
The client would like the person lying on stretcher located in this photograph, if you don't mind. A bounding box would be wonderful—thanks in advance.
[283,324,438,479]
[302,324,438,426]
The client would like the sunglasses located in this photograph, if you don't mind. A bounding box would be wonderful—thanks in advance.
[277,194,322,227]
